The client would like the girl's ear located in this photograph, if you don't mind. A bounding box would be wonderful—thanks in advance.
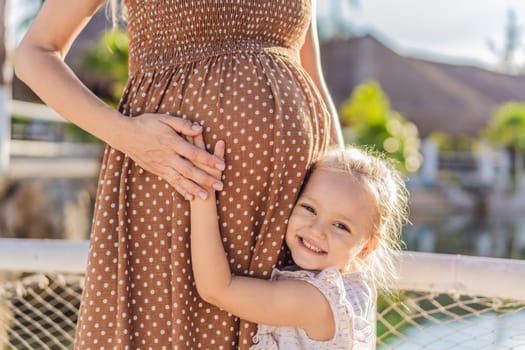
[359,235,379,259]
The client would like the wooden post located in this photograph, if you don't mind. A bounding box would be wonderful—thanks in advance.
[0,89,9,176]
[0,0,9,340]
[420,138,439,187]
[477,141,495,185]
[0,0,9,177]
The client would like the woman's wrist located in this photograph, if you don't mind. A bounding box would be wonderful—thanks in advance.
[98,108,133,150]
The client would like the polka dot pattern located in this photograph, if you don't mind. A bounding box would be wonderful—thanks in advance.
[75,1,338,349]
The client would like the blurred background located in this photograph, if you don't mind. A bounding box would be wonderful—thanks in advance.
[319,0,525,261]
[4,0,525,258]
[0,0,524,349]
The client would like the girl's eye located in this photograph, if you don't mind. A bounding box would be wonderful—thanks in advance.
[334,222,350,233]
[300,204,316,214]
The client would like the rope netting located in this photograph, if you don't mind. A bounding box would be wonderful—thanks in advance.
[0,274,83,350]
[0,273,524,349]
[377,291,525,349]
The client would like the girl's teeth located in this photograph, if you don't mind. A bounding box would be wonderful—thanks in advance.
[302,239,323,253]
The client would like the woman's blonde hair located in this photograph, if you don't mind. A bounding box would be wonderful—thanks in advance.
[107,0,126,27]
[309,146,410,292]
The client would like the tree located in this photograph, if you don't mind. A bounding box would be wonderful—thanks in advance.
[427,132,475,152]
[484,102,525,189]
[339,80,422,173]
[487,8,522,74]
[82,28,129,106]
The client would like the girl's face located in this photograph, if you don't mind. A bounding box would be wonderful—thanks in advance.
[285,168,378,273]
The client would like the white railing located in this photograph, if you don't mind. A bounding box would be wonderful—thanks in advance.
[382,252,525,349]
[0,239,89,274]
[0,239,524,349]
[1,239,524,301]
[2,100,102,178]
[396,251,525,301]
[7,100,66,123]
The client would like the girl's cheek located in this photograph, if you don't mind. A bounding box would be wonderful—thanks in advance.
[336,231,356,246]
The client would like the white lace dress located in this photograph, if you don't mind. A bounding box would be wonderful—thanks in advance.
[250,267,377,350]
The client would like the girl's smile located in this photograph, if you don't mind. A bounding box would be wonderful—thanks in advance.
[297,236,327,255]
[285,168,379,273]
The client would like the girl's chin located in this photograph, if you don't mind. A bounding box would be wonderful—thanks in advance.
[289,255,323,272]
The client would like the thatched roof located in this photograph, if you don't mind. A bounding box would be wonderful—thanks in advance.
[321,35,525,137]
[15,21,525,138]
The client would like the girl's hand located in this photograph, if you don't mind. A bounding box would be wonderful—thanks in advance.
[114,113,225,200]
[189,134,225,183]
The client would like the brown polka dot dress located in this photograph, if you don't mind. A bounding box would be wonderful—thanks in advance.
[74,1,338,349]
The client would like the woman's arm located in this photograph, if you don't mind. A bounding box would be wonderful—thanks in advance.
[189,136,335,340]
[15,0,224,199]
[299,0,344,147]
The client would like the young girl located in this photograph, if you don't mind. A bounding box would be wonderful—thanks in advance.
[190,136,409,349]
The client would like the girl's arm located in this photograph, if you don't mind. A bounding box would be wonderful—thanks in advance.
[190,136,335,340]
[15,0,224,199]
[299,0,344,147]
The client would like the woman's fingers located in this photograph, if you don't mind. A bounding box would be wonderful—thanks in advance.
[171,136,225,172]
[214,140,225,159]
[188,136,225,182]
[122,114,225,199]
[161,117,225,171]
[185,135,195,147]
[164,167,208,201]
[159,116,202,136]
[191,140,225,180]
[194,133,206,149]
[171,155,223,192]
[114,113,225,199]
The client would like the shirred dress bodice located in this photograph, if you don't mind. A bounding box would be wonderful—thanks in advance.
[124,0,311,72]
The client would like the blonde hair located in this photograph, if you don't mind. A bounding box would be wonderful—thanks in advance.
[107,0,127,27]
[309,146,410,292]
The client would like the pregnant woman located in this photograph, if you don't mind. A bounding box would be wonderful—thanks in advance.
[15,0,343,348]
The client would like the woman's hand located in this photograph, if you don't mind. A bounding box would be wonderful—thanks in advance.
[188,134,225,183]
[114,113,225,200]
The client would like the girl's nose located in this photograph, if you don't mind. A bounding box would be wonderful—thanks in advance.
[309,219,326,239]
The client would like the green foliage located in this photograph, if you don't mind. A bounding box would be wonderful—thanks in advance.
[339,80,422,173]
[11,115,101,143]
[64,123,102,143]
[82,28,129,106]
[428,132,475,152]
[376,293,408,342]
[484,101,525,150]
